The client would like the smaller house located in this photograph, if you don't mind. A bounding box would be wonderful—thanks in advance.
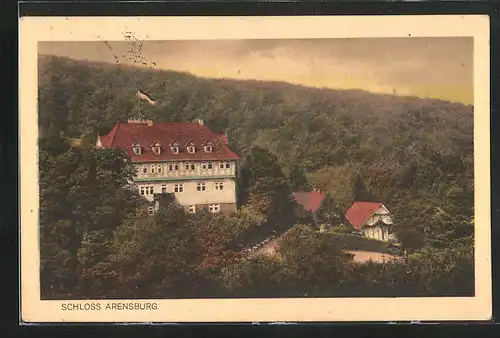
[291,190,326,223]
[345,202,394,242]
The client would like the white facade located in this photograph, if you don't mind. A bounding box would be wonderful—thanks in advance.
[137,178,236,205]
[361,205,394,242]
[134,160,236,180]
[133,159,238,212]
[96,120,239,214]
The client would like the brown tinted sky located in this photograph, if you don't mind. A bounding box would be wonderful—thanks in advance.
[39,38,473,104]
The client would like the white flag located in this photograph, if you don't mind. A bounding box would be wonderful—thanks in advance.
[136,89,156,105]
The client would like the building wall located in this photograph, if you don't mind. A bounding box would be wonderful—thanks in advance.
[362,225,390,242]
[136,177,237,206]
[190,203,237,214]
[135,160,237,179]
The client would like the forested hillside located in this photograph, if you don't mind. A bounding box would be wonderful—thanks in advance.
[38,55,475,299]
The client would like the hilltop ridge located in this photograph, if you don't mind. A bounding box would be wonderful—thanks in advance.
[38,54,474,210]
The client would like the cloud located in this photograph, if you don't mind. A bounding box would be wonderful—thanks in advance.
[39,37,473,104]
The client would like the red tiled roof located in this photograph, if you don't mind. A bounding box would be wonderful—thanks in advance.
[345,202,383,230]
[292,191,326,213]
[214,133,229,144]
[98,121,239,162]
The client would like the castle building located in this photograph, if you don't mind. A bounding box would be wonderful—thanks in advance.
[96,119,239,214]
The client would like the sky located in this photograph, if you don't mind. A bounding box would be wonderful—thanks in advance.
[39,38,473,105]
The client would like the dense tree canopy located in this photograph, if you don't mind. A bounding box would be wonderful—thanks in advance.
[38,55,475,299]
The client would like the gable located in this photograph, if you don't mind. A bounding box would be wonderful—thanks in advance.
[345,202,384,230]
[98,121,240,161]
[292,191,326,213]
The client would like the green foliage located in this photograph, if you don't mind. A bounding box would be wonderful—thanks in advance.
[288,165,311,191]
[277,225,354,295]
[352,173,373,202]
[38,55,475,299]
[315,192,344,225]
[232,146,298,247]
[328,224,357,234]
[39,141,142,299]
[106,204,205,298]
[307,165,357,211]
[343,246,474,297]
[395,227,425,252]
[323,233,389,253]
[220,256,292,297]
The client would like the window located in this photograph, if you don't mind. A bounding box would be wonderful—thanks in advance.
[148,206,155,216]
[152,145,161,155]
[185,162,195,171]
[169,163,173,171]
[197,183,206,192]
[174,162,179,171]
[174,184,183,193]
[201,162,207,170]
[133,146,142,155]
[161,184,167,193]
[187,145,195,153]
[204,145,213,153]
[157,164,162,173]
[151,165,155,174]
[140,185,154,195]
[219,162,225,169]
[209,204,220,213]
[185,162,190,170]
[215,182,224,190]
[142,165,147,174]
[188,205,196,214]
[225,161,231,169]
[207,161,213,170]
[171,146,179,154]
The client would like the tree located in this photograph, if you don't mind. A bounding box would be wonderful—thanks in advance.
[277,225,354,296]
[39,142,142,299]
[288,165,311,191]
[108,202,204,298]
[352,172,373,202]
[237,146,298,239]
[395,227,425,252]
[315,192,344,226]
[38,55,475,298]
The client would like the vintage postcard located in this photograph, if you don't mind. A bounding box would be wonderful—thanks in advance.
[19,15,491,323]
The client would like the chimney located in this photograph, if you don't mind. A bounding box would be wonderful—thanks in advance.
[128,118,149,124]
[197,119,204,126]
[147,120,153,127]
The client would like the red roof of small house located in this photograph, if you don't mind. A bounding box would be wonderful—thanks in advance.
[345,202,383,230]
[291,191,326,213]
[98,120,239,162]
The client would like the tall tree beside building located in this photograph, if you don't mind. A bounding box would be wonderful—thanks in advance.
[39,137,142,299]
[288,165,311,191]
[352,172,373,202]
[233,146,298,245]
[315,192,345,226]
[107,203,205,298]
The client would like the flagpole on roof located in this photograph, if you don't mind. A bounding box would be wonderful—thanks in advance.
[137,89,142,120]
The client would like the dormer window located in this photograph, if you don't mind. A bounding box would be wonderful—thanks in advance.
[186,141,196,154]
[150,141,162,155]
[131,142,142,155]
[203,141,213,153]
[170,142,179,154]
